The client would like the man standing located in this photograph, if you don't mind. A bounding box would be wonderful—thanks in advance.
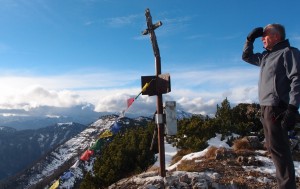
[242,24,300,189]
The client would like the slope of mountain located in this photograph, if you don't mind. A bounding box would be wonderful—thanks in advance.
[0,109,193,189]
[0,114,154,189]
[176,109,193,120]
[0,122,87,182]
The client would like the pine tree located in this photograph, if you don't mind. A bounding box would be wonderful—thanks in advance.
[215,97,234,134]
[91,124,156,187]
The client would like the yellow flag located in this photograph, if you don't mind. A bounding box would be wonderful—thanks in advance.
[141,82,150,92]
[49,180,59,189]
[99,130,113,139]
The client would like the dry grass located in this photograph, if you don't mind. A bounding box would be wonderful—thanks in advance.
[174,147,280,188]
[167,137,300,188]
[170,149,193,166]
[146,165,159,173]
[176,159,198,172]
[204,146,218,159]
[169,137,279,188]
[232,137,251,151]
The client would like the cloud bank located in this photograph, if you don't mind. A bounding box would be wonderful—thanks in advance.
[0,66,260,116]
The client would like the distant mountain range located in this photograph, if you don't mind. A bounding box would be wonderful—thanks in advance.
[0,110,193,189]
[0,115,151,188]
[0,122,87,182]
[0,104,110,130]
[0,104,194,130]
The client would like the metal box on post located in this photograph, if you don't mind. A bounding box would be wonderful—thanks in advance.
[141,73,171,96]
[164,101,177,135]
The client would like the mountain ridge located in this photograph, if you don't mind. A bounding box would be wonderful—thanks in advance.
[1,115,153,188]
[0,122,87,182]
[0,110,193,189]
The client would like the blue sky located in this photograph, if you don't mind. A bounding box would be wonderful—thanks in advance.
[1,0,300,116]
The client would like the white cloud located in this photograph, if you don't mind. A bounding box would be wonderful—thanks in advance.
[0,70,139,111]
[0,66,260,116]
[103,14,140,28]
[94,91,131,112]
[0,85,83,110]
[221,86,258,104]
[92,89,157,115]
[156,15,193,37]
[0,70,138,91]
[168,85,258,116]
[171,67,259,89]
[176,96,217,116]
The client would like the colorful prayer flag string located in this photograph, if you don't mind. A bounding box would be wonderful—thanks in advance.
[125,78,155,111]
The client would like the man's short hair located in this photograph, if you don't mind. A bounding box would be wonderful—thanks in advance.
[264,24,286,41]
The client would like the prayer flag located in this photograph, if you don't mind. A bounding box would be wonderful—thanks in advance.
[60,171,74,181]
[99,130,113,139]
[141,82,150,92]
[80,149,94,161]
[71,160,80,169]
[49,180,60,189]
[111,121,121,134]
[127,97,135,108]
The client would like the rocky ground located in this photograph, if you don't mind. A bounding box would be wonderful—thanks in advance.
[108,137,300,189]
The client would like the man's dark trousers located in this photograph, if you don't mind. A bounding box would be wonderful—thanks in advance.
[261,106,296,189]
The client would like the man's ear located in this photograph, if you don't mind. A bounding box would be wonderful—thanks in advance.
[274,33,281,41]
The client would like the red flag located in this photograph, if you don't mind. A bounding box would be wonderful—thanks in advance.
[127,97,135,108]
[80,149,94,161]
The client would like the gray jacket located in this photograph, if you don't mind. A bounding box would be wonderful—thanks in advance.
[242,39,300,108]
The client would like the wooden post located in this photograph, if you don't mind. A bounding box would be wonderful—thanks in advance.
[142,8,166,177]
